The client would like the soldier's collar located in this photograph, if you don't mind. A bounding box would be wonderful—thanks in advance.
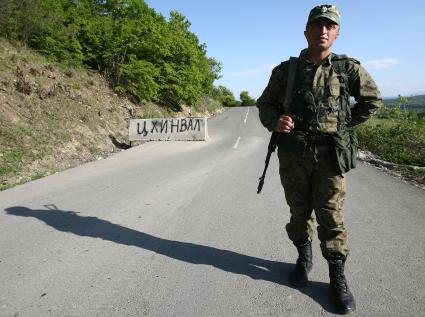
[323,54,332,67]
[300,49,332,67]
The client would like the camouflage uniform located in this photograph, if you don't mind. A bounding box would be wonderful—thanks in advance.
[257,49,383,259]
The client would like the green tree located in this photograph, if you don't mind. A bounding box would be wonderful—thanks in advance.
[0,0,83,64]
[157,10,221,108]
[0,0,222,108]
[214,86,239,107]
[240,91,256,106]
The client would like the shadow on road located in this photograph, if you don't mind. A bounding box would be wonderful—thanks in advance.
[5,205,337,313]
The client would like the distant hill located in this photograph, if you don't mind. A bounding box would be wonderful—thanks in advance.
[384,95,425,111]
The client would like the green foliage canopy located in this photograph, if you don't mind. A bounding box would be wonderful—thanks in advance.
[211,85,240,107]
[240,90,256,107]
[0,0,223,108]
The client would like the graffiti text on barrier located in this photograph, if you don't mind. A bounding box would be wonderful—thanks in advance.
[137,118,202,137]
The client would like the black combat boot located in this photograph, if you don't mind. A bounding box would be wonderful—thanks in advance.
[328,256,356,314]
[289,241,313,287]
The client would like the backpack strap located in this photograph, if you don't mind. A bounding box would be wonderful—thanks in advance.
[283,57,298,115]
[331,55,350,130]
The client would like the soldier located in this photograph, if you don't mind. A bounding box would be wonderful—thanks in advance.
[257,4,383,314]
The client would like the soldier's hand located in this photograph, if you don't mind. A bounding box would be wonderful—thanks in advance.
[276,115,294,133]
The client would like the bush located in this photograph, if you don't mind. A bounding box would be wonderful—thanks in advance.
[357,118,425,166]
[357,95,425,166]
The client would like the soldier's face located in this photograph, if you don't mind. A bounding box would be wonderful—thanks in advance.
[304,18,340,51]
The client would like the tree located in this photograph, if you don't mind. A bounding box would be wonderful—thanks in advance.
[213,86,238,107]
[0,0,222,108]
[240,91,256,106]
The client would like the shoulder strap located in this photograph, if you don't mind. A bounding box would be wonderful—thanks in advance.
[331,55,351,130]
[283,57,298,115]
[332,58,348,92]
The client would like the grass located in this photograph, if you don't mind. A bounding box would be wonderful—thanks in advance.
[89,145,98,155]
[193,96,223,114]
[356,102,425,185]
[396,167,425,184]
[357,116,425,167]
[140,101,176,119]
[0,165,17,176]
[0,38,226,191]
[0,183,14,191]
[31,172,49,181]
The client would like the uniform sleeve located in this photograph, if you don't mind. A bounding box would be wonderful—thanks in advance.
[346,61,383,127]
[256,63,287,132]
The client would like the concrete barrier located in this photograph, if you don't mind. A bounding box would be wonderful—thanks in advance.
[129,117,208,141]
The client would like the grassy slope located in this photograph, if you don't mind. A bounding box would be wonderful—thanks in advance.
[0,39,222,190]
[357,116,425,185]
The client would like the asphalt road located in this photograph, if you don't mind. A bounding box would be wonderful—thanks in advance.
[0,107,424,317]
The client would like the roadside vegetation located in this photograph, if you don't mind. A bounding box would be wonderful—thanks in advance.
[0,38,132,190]
[0,37,238,191]
[356,96,425,185]
[0,0,245,110]
[0,0,253,190]
[1,0,217,107]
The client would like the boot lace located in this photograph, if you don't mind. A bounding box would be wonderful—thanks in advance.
[331,267,349,294]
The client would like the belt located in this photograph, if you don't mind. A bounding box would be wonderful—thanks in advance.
[307,135,331,146]
[291,130,332,146]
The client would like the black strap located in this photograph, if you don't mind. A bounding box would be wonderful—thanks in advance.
[283,57,298,115]
[332,58,350,131]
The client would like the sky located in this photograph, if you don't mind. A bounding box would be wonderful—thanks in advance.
[144,0,425,99]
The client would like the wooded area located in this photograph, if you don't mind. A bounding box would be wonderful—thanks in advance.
[0,0,237,108]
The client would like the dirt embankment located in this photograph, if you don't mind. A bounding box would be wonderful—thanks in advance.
[0,39,202,190]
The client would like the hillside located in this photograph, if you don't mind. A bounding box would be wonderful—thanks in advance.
[384,95,425,111]
[0,39,221,190]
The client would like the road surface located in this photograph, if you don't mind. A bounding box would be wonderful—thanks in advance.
[0,107,424,316]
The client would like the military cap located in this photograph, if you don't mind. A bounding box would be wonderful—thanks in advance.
[307,4,341,25]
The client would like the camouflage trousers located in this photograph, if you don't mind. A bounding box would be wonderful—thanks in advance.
[278,144,349,259]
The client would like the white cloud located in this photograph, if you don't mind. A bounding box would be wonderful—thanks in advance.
[364,58,399,69]
[226,64,276,77]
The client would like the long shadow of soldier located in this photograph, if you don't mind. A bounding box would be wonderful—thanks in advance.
[5,205,337,313]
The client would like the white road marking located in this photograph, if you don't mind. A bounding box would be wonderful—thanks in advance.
[244,108,250,123]
[233,137,241,149]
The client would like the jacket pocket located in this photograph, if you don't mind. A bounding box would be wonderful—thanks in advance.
[331,129,358,174]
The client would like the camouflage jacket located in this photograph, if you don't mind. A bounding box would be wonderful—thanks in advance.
[257,49,383,134]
